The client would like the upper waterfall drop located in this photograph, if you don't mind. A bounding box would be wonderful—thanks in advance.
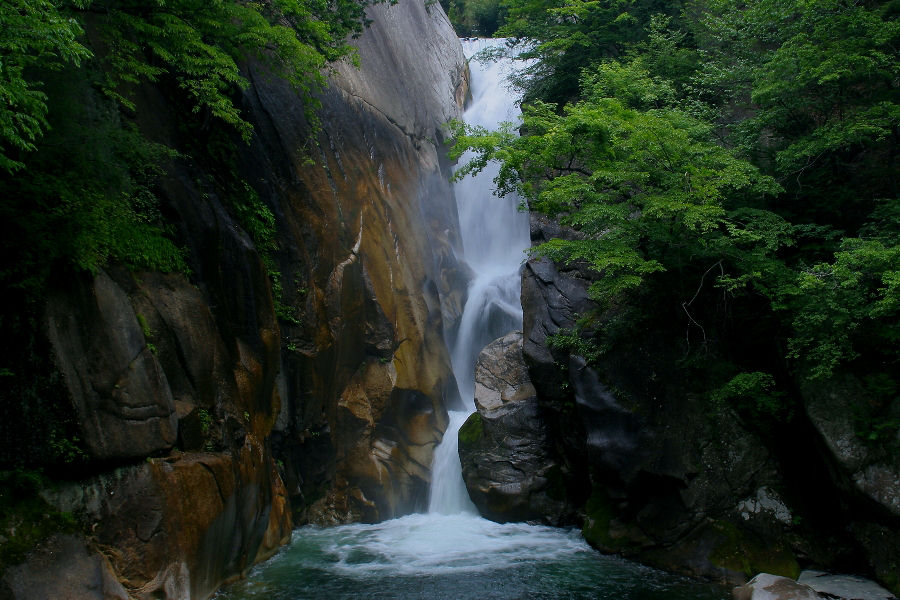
[428,38,531,515]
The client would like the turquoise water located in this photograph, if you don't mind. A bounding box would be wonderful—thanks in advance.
[216,514,730,599]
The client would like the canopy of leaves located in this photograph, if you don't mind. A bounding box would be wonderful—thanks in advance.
[453,0,899,431]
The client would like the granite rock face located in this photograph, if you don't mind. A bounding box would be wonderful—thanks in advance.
[236,0,468,523]
[10,1,469,597]
[458,332,574,524]
[510,212,900,591]
[515,215,797,583]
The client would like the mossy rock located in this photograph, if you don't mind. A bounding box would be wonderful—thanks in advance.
[581,487,643,553]
[709,520,800,579]
[0,470,79,570]
[458,413,484,446]
[582,487,616,550]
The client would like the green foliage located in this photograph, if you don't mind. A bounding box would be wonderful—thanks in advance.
[547,327,602,363]
[442,0,506,36]
[452,66,781,312]
[711,371,790,419]
[694,0,899,225]
[498,0,685,104]
[198,408,212,435]
[0,0,92,172]
[784,238,900,380]
[0,65,187,296]
[94,0,374,138]
[457,0,899,442]
[0,469,79,569]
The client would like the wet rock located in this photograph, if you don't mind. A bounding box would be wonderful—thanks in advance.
[41,438,291,600]
[732,574,821,600]
[520,214,798,583]
[802,376,900,518]
[458,332,574,524]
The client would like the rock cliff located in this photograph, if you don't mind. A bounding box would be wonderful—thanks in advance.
[1,1,467,598]
[460,213,900,592]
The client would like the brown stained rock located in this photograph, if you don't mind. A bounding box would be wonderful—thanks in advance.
[234,0,464,523]
[39,438,291,600]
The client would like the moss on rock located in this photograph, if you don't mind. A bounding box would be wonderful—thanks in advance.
[458,413,484,447]
[709,520,800,580]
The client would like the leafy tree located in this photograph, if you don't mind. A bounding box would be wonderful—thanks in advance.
[497,0,685,104]
[0,0,91,172]
[452,64,781,307]
[695,0,899,228]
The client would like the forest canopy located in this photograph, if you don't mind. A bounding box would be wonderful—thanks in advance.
[450,0,899,437]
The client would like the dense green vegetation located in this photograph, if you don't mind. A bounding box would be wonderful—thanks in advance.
[452,0,899,437]
[0,0,374,472]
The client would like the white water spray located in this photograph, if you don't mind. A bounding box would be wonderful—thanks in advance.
[428,39,531,515]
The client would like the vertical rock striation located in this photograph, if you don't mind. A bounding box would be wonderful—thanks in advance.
[6,1,468,598]
[239,0,469,523]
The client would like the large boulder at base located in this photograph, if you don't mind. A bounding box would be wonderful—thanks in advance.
[40,440,291,600]
[458,331,575,524]
[732,574,821,600]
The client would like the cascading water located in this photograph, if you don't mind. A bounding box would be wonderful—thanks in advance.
[428,38,531,516]
[216,40,729,600]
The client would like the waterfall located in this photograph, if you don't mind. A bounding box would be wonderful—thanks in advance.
[219,38,732,600]
[428,38,531,515]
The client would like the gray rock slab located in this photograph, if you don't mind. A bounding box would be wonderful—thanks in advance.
[798,570,898,600]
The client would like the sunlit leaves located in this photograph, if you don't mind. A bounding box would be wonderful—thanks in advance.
[0,0,91,171]
[452,63,781,308]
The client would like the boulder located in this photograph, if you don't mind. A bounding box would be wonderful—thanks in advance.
[41,438,291,600]
[458,332,574,524]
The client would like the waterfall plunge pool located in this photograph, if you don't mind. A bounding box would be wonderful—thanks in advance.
[215,513,729,599]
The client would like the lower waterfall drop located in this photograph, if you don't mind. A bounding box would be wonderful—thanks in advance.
[428,38,530,515]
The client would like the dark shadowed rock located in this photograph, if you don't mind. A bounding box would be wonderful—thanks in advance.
[45,270,177,460]
[518,214,803,584]
[458,332,574,524]
[1,534,128,600]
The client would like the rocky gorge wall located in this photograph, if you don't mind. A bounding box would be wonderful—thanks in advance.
[459,214,900,593]
[1,2,468,598]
